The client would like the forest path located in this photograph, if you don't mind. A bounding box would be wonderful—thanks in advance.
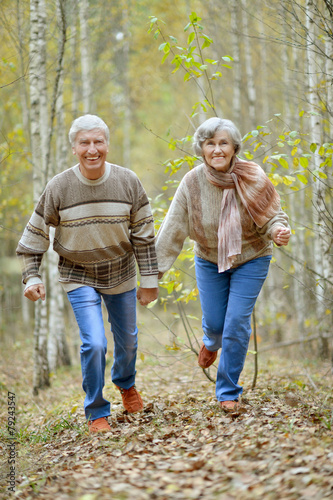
[0,336,332,499]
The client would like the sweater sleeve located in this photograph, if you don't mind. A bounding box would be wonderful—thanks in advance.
[155,180,190,274]
[129,175,158,288]
[16,182,60,284]
[256,206,290,241]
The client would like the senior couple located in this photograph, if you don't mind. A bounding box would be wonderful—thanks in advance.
[17,114,290,433]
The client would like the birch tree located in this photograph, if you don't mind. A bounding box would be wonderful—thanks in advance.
[79,0,92,113]
[241,0,256,128]
[47,0,71,372]
[29,0,50,393]
[230,0,241,125]
[305,0,331,358]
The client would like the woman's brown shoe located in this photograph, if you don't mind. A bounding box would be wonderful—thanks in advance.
[198,344,217,369]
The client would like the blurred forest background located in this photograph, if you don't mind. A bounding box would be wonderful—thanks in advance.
[0,0,332,393]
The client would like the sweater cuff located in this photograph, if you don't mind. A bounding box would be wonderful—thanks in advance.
[139,274,159,289]
[24,276,43,292]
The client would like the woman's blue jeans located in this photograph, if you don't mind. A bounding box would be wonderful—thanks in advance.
[67,286,138,421]
[195,255,271,402]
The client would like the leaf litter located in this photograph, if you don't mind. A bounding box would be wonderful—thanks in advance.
[0,339,332,499]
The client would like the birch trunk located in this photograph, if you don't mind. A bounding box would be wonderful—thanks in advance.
[79,0,92,113]
[29,0,50,393]
[17,0,30,137]
[306,0,330,359]
[47,0,71,372]
[230,0,241,126]
[122,4,131,168]
[259,15,269,123]
[70,0,79,117]
[325,37,333,136]
[241,0,256,127]
[282,4,307,340]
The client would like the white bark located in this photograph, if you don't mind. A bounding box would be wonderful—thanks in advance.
[16,0,30,136]
[230,0,242,126]
[79,0,91,113]
[29,0,49,393]
[70,0,79,117]
[259,15,269,123]
[241,0,256,127]
[325,36,333,135]
[38,0,49,180]
[306,0,330,357]
[47,0,71,371]
[122,6,131,168]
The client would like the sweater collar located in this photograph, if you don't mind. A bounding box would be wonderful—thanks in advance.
[73,162,111,185]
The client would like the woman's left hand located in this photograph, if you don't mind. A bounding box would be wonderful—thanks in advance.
[272,226,291,246]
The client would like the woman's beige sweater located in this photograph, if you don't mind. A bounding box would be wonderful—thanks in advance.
[156,163,290,273]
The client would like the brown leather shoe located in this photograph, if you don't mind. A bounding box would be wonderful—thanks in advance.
[117,385,143,413]
[220,400,239,412]
[88,417,111,433]
[198,344,217,369]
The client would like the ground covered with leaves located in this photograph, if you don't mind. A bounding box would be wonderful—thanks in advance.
[1,334,333,500]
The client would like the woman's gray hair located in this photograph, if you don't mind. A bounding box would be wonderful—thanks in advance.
[193,117,242,157]
[68,114,110,146]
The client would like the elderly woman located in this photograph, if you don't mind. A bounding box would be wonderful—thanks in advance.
[156,117,290,411]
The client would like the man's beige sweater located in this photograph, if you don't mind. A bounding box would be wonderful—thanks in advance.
[17,163,158,294]
[156,164,289,273]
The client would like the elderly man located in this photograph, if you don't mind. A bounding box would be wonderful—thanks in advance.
[17,114,159,433]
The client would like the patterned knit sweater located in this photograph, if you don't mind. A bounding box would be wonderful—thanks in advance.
[156,163,290,273]
[16,163,158,294]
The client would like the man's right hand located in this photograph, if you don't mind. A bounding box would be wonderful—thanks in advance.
[24,284,46,302]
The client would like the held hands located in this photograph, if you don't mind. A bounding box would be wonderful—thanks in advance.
[24,283,46,302]
[272,226,291,246]
[136,287,159,307]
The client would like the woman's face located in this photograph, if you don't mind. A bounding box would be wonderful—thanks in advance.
[202,130,235,172]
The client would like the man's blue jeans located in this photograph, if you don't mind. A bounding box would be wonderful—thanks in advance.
[195,255,271,402]
[67,286,138,421]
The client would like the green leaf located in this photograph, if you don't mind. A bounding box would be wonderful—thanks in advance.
[202,39,211,50]
[310,143,317,153]
[189,11,201,23]
[161,52,170,64]
[187,32,195,45]
[244,151,253,160]
[297,174,308,185]
[283,175,295,186]
[299,156,309,168]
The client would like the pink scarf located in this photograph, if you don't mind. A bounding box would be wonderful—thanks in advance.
[204,158,281,272]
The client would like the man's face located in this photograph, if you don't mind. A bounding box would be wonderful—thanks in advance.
[72,128,109,180]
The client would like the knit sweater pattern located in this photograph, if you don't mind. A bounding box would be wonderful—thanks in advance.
[156,164,290,273]
[17,163,158,293]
